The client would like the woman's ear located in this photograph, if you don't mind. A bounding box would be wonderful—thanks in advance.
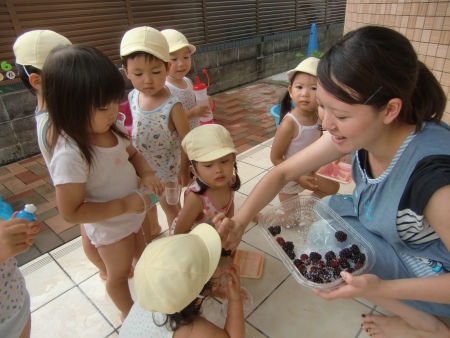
[29,73,41,91]
[382,98,402,125]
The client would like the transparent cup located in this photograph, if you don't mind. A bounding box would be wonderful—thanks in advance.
[116,112,126,125]
[133,187,161,213]
[164,180,180,205]
[220,287,253,317]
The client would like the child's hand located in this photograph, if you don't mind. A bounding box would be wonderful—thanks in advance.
[190,105,211,118]
[224,263,242,301]
[121,193,146,214]
[140,173,164,197]
[0,215,40,263]
[297,175,319,190]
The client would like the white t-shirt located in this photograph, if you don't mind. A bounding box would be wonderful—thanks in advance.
[35,109,51,166]
[165,77,200,129]
[120,302,174,337]
[48,126,145,246]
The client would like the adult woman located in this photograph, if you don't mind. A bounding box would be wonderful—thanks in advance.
[208,26,450,337]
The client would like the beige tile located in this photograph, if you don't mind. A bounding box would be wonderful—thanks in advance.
[427,2,437,16]
[45,213,75,234]
[51,237,99,284]
[79,274,137,328]
[421,29,431,42]
[433,16,445,30]
[236,161,266,184]
[239,172,280,206]
[415,16,425,29]
[20,254,75,312]
[229,241,291,312]
[240,147,273,170]
[436,2,448,16]
[436,45,448,58]
[430,31,442,44]
[443,16,450,31]
[31,287,114,338]
[425,56,436,69]
[247,275,371,338]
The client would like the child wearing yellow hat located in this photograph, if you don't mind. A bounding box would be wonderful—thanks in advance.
[169,124,240,239]
[121,26,191,229]
[120,223,245,337]
[162,29,211,129]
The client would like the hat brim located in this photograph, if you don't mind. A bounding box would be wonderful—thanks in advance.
[169,43,196,54]
[192,147,237,162]
[120,46,169,62]
[190,223,221,282]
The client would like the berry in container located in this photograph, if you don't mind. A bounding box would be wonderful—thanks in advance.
[258,195,375,291]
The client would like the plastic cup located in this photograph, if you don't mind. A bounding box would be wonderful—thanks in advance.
[133,187,161,213]
[116,112,126,125]
[220,287,253,317]
[164,180,180,205]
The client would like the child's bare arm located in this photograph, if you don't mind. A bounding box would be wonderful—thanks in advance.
[270,118,296,166]
[55,182,144,224]
[126,143,164,196]
[170,102,191,186]
[186,105,210,119]
[173,193,204,235]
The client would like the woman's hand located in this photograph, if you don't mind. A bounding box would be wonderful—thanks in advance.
[0,214,40,263]
[140,173,164,197]
[312,272,383,300]
[204,210,245,251]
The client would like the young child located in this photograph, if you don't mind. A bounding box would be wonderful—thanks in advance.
[41,44,164,320]
[0,215,39,338]
[161,29,211,129]
[120,223,245,337]
[271,57,339,202]
[121,26,191,229]
[169,124,240,236]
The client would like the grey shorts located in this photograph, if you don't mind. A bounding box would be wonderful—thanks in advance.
[0,290,30,338]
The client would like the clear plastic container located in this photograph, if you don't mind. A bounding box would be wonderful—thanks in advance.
[258,195,375,291]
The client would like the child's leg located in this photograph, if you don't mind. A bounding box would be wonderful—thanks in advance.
[310,173,340,198]
[133,228,146,262]
[159,198,180,228]
[97,234,135,319]
[81,224,107,280]
[362,297,450,338]
[18,314,31,338]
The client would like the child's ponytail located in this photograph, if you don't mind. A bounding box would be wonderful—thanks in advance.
[279,90,292,123]
[409,61,446,132]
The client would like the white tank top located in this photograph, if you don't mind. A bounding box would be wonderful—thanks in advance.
[283,112,320,160]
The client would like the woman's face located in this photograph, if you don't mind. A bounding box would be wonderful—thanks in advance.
[316,83,385,154]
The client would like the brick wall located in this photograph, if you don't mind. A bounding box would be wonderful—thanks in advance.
[345,0,450,124]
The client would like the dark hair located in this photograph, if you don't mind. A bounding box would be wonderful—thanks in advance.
[42,44,127,167]
[121,51,168,69]
[190,161,241,195]
[16,64,41,95]
[317,25,446,133]
[279,72,297,122]
[156,280,215,331]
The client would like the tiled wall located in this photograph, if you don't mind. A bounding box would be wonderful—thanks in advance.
[345,0,450,124]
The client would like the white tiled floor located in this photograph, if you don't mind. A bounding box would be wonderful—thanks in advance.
[22,140,381,338]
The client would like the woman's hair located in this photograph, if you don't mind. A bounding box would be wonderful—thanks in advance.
[190,161,241,195]
[317,25,446,132]
[156,280,215,331]
[16,64,40,95]
[42,44,127,167]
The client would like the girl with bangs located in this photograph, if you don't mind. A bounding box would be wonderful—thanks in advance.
[42,45,164,321]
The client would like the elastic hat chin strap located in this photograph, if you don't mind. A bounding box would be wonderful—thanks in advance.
[190,160,210,187]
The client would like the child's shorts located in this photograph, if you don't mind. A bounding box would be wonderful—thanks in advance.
[0,290,30,338]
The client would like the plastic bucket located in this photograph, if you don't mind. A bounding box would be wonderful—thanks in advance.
[270,104,281,128]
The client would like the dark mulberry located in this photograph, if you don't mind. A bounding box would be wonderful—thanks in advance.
[349,244,360,256]
[327,260,340,268]
[339,248,352,259]
[221,248,232,257]
[353,253,366,264]
[282,241,294,252]
[300,254,309,262]
[286,250,295,260]
[324,251,336,261]
[354,262,364,270]
[268,225,281,236]
[333,267,343,279]
[309,252,322,261]
[346,267,355,274]
[335,230,348,242]
[339,258,350,269]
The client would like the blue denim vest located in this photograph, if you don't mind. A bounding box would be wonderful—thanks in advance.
[329,122,450,272]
